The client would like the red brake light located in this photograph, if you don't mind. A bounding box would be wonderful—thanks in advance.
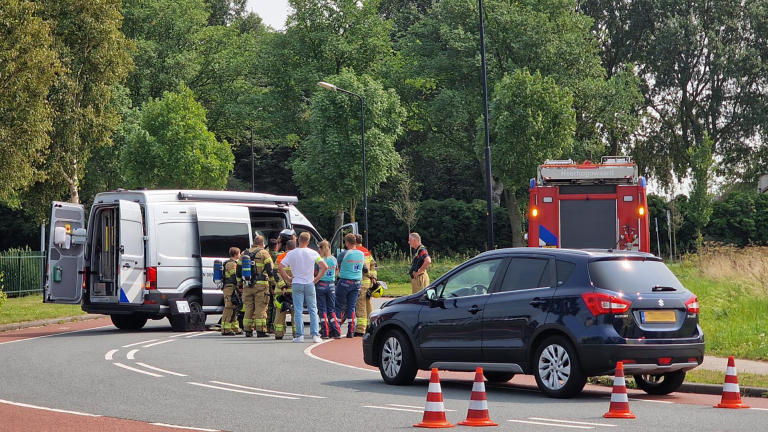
[659,357,672,365]
[146,267,157,290]
[581,292,631,316]
[685,295,699,313]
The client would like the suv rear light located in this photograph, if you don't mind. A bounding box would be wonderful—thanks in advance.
[145,267,157,290]
[581,292,631,316]
[685,295,699,313]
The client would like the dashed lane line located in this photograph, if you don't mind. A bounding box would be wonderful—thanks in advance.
[528,418,617,427]
[127,349,139,360]
[105,349,118,360]
[143,339,176,348]
[150,423,220,431]
[184,332,210,338]
[364,405,423,413]
[387,404,456,412]
[209,381,325,399]
[187,382,300,400]
[136,362,188,377]
[0,398,101,417]
[113,362,163,378]
[508,419,592,429]
[122,339,158,348]
[167,333,190,338]
[751,408,768,411]
[303,339,378,373]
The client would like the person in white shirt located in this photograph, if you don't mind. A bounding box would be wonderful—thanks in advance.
[278,232,328,343]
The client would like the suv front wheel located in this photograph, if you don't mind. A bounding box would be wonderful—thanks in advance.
[378,329,418,386]
[533,336,587,398]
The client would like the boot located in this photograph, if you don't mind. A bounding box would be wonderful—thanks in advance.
[256,331,268,338]
[222,331,235,336]
[245,331,253,338]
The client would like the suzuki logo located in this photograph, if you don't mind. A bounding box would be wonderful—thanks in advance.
[658,299,664,307]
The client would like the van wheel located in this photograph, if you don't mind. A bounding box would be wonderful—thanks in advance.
[110,315,148,330]
[378,329,418,386]
[185,295,204,315]
[533,335,587,399]
[633,372,686,395]
[483,371,515,383]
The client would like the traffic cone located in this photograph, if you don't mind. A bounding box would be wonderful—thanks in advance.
[457,367,498,427]
[714,356,750,409]
[603,362,636,419]
[414,368,455,428]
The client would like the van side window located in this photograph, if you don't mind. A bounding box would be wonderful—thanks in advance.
[199,222,249,257]
[556,260,577,286]
[499,258,551,292]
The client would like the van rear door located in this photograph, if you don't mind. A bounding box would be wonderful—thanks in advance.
[195,204,252,304]
[118,200,145,304]
[45,202,86,304]
[330,222,359,256]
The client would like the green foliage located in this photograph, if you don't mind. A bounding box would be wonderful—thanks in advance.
[688,134,715,248]
[293,70,404,216]
[122,84,234,189]
[0,0,58,205]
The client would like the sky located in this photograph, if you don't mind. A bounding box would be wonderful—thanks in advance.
[247,0,290,30]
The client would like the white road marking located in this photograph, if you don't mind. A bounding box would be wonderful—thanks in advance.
[136,362,188,377]
[387,404,456,412]
[187,382,300,399]
[529,418,617,427]
[508,419,592,429]
[486,384,540,393]
[629,397,673,404]
[113,362,163,377]
[143,339,176,348]
[127,349,139,360]
[303,339,378,373]
[150,423,220,431]
[209,381,325,399]
[122,339,158,348]
[104,349,118,360]
[0,398,101,417]
[364,405,423,413]
[751,408,768,411]
[0,325,114,346]
[167,333,190,338]
[184,332,210,338]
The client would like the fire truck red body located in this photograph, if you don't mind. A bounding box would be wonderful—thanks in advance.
[527,156,650,252]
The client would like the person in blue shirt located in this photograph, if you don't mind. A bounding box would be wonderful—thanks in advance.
[335,233,365,338]
[316,240,340,339]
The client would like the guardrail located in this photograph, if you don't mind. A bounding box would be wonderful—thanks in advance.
[0,251,44,297]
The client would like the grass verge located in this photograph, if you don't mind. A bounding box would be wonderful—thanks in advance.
[0,294,85,326]
[590,369,768,393]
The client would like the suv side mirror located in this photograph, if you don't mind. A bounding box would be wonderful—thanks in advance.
[423,287,442,308]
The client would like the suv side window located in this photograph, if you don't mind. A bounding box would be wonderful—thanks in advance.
[439,259,504,298]
[499,258,552,292]
[556,260,577,287]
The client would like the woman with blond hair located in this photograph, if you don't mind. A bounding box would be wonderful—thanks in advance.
[316,240,341,338]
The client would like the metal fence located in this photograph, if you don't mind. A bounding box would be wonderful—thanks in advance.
[0,251,44,297]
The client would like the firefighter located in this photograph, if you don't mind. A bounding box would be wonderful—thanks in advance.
[241,235,273,338]
[408,232,431,293]
[266,237,280,333]
[273,232,296,340]
[354,234,377,336]
[222,247,243,336]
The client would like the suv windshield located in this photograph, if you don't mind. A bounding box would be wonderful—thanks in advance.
[588,259,685,293]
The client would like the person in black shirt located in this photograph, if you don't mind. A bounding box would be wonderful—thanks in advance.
[408,233,432,293]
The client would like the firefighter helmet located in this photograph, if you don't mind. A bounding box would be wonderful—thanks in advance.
[274,293,293,313]
[367,280,387,298]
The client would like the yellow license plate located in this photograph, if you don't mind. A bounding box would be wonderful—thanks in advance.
[642,310,676,323]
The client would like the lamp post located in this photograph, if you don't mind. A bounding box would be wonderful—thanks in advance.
[317,81,369,248]
[478,0,494,250]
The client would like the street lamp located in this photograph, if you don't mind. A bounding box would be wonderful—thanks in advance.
[317,81,369,249]
[478,0,494,250]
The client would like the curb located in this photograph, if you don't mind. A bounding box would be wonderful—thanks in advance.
[678,382,768,398]
[0,314,108,333]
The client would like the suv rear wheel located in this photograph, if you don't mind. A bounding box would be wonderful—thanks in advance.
[378,329,418,386]
[483,371,515,383]
[533,336,587,398]
[110,314,148,330]
[633,372,686,395]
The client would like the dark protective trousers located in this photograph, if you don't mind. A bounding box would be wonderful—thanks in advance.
[335,278,361,334]
[316,281,340,337]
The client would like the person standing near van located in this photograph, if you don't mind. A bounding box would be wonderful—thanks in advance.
[316,241,340,339]
[222,247,243,336]
[335,234,365,338]
[278,232,327,343]
[409,233,431,293]
[241,236,273,338]
[266,237,280,334]
[355,234,377,336]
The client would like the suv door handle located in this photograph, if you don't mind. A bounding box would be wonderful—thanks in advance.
[468,305,482,314]
[529,298,546,307]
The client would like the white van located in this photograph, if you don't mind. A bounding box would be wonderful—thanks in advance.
[44,189,356,330]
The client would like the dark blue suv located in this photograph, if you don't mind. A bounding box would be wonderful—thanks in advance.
[362,248,705,398]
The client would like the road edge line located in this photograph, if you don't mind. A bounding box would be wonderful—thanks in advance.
[303,339,378,373]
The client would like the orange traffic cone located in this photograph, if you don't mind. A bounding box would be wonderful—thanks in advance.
[414,368,455,429]
[603,362,636,419]
[457,367,498,427]
[714,356,750,409]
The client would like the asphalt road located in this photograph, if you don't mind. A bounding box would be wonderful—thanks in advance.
[0,313,766,432]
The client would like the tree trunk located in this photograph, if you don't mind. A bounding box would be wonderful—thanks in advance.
[334,209,345,233]
[504,189,524,247]
[479,158,503,205]
[349,200,356,223]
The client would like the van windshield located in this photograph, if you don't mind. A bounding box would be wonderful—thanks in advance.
[588,259,685,293]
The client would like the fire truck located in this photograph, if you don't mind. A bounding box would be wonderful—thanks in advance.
[527,156,650,252]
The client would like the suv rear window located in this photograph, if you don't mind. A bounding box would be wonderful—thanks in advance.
[588,259,684,293]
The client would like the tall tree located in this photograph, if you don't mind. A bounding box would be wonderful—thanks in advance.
[0,0,59,205]
[687,133,715,249]
[293,70,404,221]
[122,84,233,189]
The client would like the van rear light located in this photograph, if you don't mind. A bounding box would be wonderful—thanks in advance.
[146,267,157,290]
[581,292,631,316]
[685,295,699,313]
